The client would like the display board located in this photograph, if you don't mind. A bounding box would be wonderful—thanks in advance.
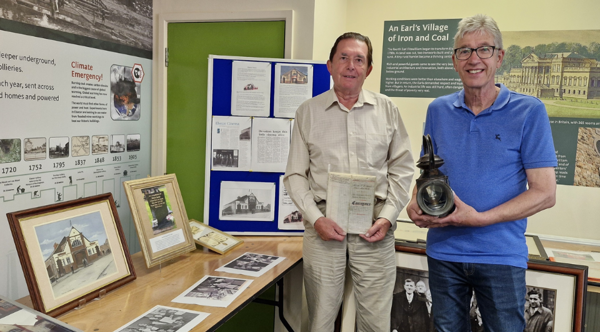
[204,55,330,235]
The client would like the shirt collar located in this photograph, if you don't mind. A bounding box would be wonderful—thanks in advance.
[453,83,510,115]
[326,89,376,112]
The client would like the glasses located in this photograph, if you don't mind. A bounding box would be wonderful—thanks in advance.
[454,46,497,60]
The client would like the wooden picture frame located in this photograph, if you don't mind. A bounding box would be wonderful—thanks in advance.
[394,245,587,332]
[123,174,196,268]
[6,193,136,317]
[189,219,244,254]
[0,295,83,331]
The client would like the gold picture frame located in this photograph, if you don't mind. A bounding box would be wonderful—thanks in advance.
[6,193,136,317]
[189,219,244,254]
[123,174,196,268]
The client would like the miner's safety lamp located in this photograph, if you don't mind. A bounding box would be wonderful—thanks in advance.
[415,135,455,217]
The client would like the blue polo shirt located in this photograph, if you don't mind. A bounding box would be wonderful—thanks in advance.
[424,84,557,268]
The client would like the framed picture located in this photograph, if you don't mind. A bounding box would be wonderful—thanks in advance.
[393,245,587,332]
[123,174,196,268]
[0,295,83,331]
[189,219,243,254]
[6,193,136,317]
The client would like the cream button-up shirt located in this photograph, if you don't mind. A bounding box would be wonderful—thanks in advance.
[283,89,414,229]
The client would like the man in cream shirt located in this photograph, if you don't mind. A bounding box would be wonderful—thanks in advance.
[284,32,414,331]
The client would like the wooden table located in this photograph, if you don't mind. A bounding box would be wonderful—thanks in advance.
[21,236,303,331]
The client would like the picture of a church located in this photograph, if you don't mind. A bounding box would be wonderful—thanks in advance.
[44,226,105,283]
[221,192,271,216]
[280,67,308,84]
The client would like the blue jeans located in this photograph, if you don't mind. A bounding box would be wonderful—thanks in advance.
[427,256,526,332]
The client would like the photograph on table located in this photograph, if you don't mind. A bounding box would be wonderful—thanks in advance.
[215,252,285,277]
[0,295,83,332]
[172,275,253,308]
[6,193,136,317]
[114,305,209,332]
[219,181,275,221]
[123,174,196,268]
[189,219,243,254]
[386,245,587,332]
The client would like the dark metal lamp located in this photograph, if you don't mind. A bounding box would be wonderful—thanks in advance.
[416,135,455,217]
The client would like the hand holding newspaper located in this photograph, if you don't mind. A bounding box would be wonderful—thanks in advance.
[326,172,376,234]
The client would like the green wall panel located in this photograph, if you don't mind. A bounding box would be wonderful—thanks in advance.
[166,21,285,332]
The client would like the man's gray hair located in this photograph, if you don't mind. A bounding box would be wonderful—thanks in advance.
[454,14,503,50]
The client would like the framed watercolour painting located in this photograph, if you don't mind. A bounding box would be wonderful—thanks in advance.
[6,193,136,317]
[123,174,196,268]
[189,219,243,254]
[392,245,587,332]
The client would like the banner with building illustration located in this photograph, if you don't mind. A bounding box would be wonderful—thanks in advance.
[0,0,152,300]
[499,30,600,187]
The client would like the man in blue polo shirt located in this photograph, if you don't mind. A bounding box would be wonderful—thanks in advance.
[407,14,557,332]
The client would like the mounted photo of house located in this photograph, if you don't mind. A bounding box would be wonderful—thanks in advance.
[219,181,275,222]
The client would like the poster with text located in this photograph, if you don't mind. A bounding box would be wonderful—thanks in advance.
[211,116,251,171]
[250,118,291,172]
[274,63,313,118]
[0,29,152,300]
[231,61,271,117]
[380,19,461,98]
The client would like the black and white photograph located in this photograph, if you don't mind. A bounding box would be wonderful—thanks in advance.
[49,137,69,159]
[24,137,46,161]
[0,295,82,332]
[391,267,433,332]
[110,134,125,153]
[34,211,116,299]
[92,135,109,155]
[111,65,142,121]
[467,286,556,332]
[114,305,209,332]
[0,0,152,52]
[219,181,275,221]
[278,175,304,230]
[127,134,141,152]
[71,136,90,157]
[0,138,21,164]
[172,275,252,308]
[216,252,286,277]
[213,149,239,168]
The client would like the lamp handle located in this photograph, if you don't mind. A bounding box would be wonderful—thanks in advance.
[423,135,434,171]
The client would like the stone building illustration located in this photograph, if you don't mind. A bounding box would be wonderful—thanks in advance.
[280,68,308,84]
[44,226,104,283]
[496,52,600,99]
[222,192,271,215]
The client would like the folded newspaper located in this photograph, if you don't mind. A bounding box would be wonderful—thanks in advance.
[326,172,376,234]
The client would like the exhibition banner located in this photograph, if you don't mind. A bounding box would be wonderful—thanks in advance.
[380,19,461,98]
[0,29,151,299]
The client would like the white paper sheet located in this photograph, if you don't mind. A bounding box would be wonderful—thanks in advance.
[273,63,314,118]
[326,172,376,234]
[250,118,291,172]
[231,61,271,117]
[172,276,253,308]
[114,305,209,332]
[212,116,252,171]
[278,175,304,230]
[219,181,275,221]
[216,252,286,277]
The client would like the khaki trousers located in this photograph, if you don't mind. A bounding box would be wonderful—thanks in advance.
[303,202,396,332]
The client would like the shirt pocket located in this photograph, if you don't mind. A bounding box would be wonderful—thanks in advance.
[365,133,389,169]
